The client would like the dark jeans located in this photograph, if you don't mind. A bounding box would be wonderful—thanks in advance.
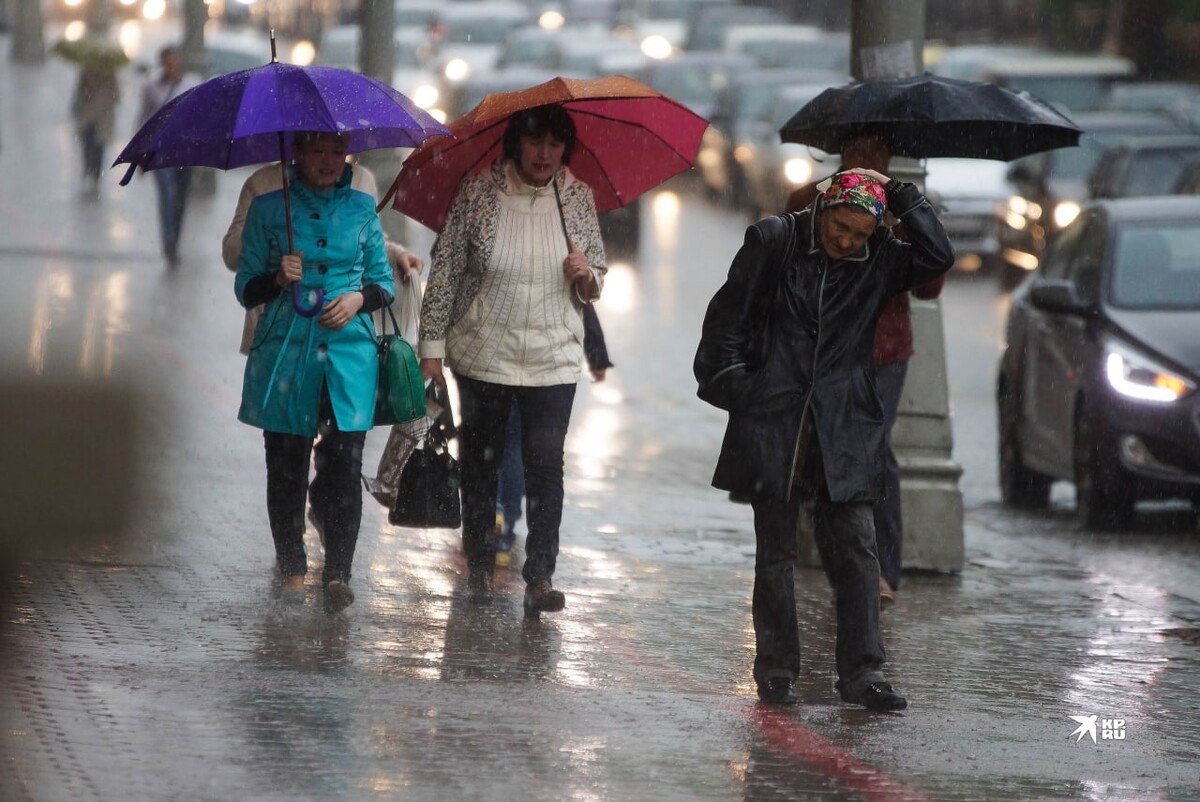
[749,430,886,688]
[263,386,365,585]
[874,359,908,590]
[455,376,575,584]
[78,123,105,183]
[495,403,524,550]
[152,167,193,256]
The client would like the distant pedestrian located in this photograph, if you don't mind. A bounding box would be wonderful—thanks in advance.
[695,168,954,710]
[138,45,201,267]
[234,131,395,614]
[785,132,945,603]
[71,65,120,198]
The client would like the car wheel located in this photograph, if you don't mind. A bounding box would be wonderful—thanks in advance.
[1073,403,1135,531]
[997,380,1052,509]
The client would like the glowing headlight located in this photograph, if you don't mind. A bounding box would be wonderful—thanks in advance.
[290,40,315,66]
[538,10,564,30]
[412,84,438,110]
[1105,343,1194,403]
[444,58,469,82]
[640,35,673,60]
[1054,200,1081,229]
[783,157,813,186]
[142,0,166,20]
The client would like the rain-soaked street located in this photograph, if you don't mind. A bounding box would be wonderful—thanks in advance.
[2,25,1200,802]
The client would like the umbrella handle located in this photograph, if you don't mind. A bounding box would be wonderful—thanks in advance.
[292,285,325,317]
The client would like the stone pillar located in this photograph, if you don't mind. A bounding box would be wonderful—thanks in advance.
[799,0,964,575]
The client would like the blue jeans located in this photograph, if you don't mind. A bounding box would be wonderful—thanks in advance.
[153,167,193,257]
[873,360,908,590]
[455,376,575,584]
[495,404,524,551]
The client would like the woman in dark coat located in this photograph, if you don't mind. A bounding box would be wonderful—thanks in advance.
[694,169,954,710]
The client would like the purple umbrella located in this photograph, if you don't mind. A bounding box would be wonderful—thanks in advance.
[114,44,450,315]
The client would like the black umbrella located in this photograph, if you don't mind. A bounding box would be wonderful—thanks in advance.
[779,73,1082,161]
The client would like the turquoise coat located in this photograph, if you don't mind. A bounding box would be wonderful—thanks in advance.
[235,165,394,436]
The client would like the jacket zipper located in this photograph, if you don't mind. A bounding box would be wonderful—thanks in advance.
[785,257,827,499]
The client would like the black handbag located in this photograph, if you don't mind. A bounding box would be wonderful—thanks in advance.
[389,384,461,528]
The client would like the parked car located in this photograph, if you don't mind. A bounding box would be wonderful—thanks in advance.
[696,68,798,207]
[1102,80,1200,124]
[684,3,785,52]
[995,196,1200,529]
[622,51,758,121]
[615,0,734,52]
[741,80,842,219]
[428,2,534,86]
[1086,134,1200,200]
[721,24,849,74]
[314,26,442,119]
[923,157,1013,274]
[996,111,1185,286]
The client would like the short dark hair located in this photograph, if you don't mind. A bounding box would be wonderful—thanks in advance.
[294,131,350,150]
[501,104,577,164]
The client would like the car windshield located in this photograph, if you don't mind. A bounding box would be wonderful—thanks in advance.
[1001,75,1113,112]
[443,17,524,45]
[1110,223,1200,309]
[1120,148,1200,196]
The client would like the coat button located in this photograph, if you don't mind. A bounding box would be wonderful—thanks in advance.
[318,264,328,274]
[317,238,327,248]
[309,212,320,220]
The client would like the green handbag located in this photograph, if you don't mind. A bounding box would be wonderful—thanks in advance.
[374,304,426,426]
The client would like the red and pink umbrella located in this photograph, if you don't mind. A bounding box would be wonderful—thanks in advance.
[379,75,710,232]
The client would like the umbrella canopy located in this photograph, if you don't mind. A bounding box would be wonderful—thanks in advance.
[779,73,1082,161]
[52,36,130,71]
[113,61,451,185]
[381,75,710,232]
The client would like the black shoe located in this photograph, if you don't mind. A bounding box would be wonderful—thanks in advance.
[467,570,494,603]
[523,580,565,617]
[839,680,907,712]
[322,579,354,614]
[757,677,798,706]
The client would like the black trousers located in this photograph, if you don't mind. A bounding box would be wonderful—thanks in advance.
[749,427,886,687]
[454,376,575,584]
[263,386,365,585]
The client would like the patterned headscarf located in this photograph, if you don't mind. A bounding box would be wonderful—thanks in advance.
[818,171,887,224]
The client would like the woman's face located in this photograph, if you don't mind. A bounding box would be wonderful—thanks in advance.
[515,132,566,187]
[294,135,348,191]
[819,203,877,260]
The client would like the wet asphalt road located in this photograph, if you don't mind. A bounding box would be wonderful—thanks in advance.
[2,24,1200,802]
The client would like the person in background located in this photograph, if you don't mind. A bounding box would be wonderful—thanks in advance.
[786,132,945,603]
[418,104,606,616]
[234,131,395,614]
[494,302,614,567]
[138,45,202,267]
[695,168,953,710]
[71,63,120,199]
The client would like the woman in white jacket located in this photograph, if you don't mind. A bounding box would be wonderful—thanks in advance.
[418,104,606,615]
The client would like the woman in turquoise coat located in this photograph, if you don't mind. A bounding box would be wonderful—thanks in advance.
[235,131,395,613]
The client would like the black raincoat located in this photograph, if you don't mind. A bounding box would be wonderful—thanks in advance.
[694,182,954,502]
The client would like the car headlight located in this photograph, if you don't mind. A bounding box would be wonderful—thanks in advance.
[1104,342,1194,403]
[1053,200,1081,229]
[411,84,438,110]
[783,157,813,186]
[444,58,469,82]
[640,35,673,60]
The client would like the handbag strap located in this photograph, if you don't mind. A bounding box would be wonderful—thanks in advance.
[377,301,401,343]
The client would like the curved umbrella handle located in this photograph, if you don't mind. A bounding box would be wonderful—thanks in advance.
[292,285,325,318]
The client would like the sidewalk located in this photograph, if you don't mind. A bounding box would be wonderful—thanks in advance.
[3,29,1200,802]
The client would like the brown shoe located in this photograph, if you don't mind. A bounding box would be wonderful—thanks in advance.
[280,575,306,605]
[880,577,896,604]
[523,580,565,617]
[323,579,355,614]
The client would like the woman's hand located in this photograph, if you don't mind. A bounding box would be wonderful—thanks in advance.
[276,252,303,286]
[563,246,594,297]
[844,167,891,185]
[420,357,444,385]
[318,291,363,329]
